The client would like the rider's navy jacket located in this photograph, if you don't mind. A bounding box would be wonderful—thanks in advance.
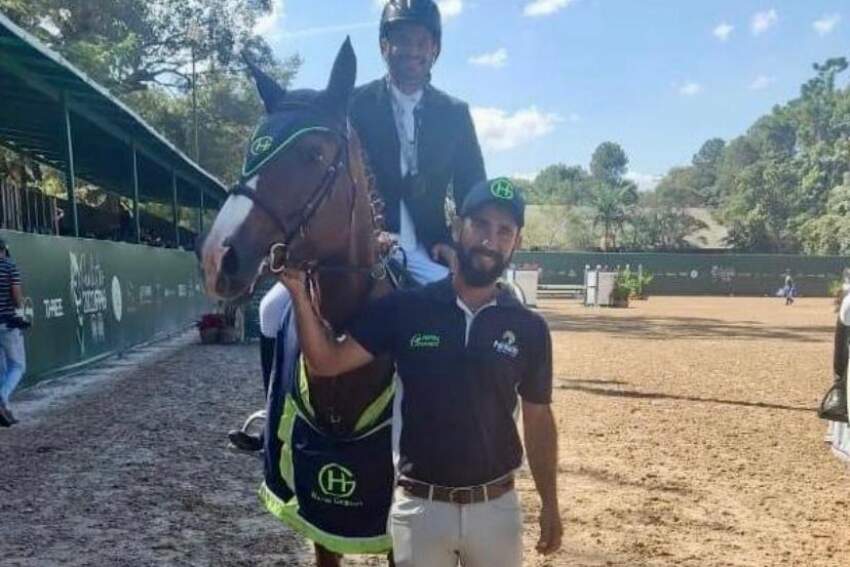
[349,276,553,488]
[350,78,486,251]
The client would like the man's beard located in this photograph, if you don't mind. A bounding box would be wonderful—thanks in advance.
[457,245,510,288]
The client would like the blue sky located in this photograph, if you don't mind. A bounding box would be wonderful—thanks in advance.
[255,1,850,190]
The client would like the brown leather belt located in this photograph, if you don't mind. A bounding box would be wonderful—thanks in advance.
[398,476,514,505]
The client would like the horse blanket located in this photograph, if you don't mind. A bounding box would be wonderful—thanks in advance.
[259,305,394,555]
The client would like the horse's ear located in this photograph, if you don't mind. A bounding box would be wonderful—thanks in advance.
[325,37,357,115]
[242,53,286,114]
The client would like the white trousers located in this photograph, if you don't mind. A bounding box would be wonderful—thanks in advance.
[389,487,523,567]
[258,244,449,339]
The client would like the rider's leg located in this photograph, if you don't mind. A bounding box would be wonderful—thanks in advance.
[820,318,849,422]
[259,335,275,395]
[229,283,291,451]
[401,243,449,286]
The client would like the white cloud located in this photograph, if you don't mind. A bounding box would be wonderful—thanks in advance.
[713,22,734,41]
[512,171,540,182]
[524,0,574,18]
[469,48,508,68]
[749,75,775,91]
[438,0,463,20]
[678,82,703,96]
[471,106,561,152]
[281,21,373,40]
[751,9,778,36]
[813,14,841,36]
[372,0,462,19]
[625,171,662,192]
[254,0,286,39]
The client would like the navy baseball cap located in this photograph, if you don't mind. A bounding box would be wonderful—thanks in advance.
[459,177,525,228]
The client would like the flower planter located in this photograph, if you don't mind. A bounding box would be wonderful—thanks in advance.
[219,326,240,344]
[200,327,220,344]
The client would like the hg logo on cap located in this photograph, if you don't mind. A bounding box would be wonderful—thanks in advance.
[490,178,515,200]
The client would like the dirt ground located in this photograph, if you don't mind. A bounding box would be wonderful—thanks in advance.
[1,296,848,566]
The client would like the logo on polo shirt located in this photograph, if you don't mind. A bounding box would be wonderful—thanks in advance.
[410,333,440,349]
[493,330,519,358]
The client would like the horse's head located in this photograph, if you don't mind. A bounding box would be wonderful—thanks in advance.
[201,39,358,299]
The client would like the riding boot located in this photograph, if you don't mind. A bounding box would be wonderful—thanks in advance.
[260,335,276,396]
[820,320,850,423]
[819,374,848,423]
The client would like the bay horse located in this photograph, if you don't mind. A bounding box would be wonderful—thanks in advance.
[200,39,395,567]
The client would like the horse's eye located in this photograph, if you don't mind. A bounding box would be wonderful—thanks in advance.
[303,147,324,164]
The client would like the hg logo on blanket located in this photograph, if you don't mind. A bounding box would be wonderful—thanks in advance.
[318,464,357,498]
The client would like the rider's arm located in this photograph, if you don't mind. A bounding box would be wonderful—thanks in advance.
[283,271,374,377]
[450,103,487,215]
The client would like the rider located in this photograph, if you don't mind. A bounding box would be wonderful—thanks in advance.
[229,0,487,450]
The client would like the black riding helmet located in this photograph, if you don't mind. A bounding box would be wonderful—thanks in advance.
[380,0,442,58]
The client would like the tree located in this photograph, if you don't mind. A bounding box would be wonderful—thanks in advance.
[690,138,725,206]
[0,0,301,184]
[1,0,280,94]
[589,179,638,251]
[590,142,629,185]
[655,166,699,208]
[528,164,592,205]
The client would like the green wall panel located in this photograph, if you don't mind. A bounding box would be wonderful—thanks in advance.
[2,230,212,387]
[515,251,850,296]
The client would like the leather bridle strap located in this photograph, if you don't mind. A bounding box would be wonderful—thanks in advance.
[230,139,346,272]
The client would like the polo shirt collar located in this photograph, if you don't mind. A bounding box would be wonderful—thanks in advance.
[427,275,523,308]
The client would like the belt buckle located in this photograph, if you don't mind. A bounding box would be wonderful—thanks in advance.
[447,486,475,504]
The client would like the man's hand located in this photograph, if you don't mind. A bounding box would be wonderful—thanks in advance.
[537,502,563,555]
[278,267,308,299]
[431,243,458,273]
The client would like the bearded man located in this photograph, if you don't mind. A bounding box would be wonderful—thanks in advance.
[279,178,563,567]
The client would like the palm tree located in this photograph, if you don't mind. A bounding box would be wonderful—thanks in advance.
[590,180,638,251]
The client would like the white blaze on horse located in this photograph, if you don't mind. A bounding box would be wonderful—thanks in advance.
[200,39,397,567]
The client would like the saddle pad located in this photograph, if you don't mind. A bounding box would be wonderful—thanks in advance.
[260,304,394,555]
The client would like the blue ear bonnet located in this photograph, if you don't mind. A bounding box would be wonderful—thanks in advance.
[241,96,345,180]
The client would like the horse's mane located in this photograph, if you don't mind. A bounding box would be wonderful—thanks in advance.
[350,126,386,238]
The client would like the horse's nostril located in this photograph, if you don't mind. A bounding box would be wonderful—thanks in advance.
[221,247,239,276]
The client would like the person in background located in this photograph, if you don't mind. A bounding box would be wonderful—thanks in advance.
[0,237,26,427]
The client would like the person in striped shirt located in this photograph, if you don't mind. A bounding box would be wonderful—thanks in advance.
[0,238,25,427]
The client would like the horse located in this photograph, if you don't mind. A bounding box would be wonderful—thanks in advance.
[200,39,396,567]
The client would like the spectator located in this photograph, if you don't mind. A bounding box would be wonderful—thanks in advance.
[0,237,26,426]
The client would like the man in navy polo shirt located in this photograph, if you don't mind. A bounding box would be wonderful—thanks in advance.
[279,178,562,566]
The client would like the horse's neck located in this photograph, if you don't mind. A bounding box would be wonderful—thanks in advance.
[306,156,394,436]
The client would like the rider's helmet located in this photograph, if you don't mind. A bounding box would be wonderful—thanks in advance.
[380,0,442,58]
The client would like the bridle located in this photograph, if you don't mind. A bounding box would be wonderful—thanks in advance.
[229,103,387,280]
